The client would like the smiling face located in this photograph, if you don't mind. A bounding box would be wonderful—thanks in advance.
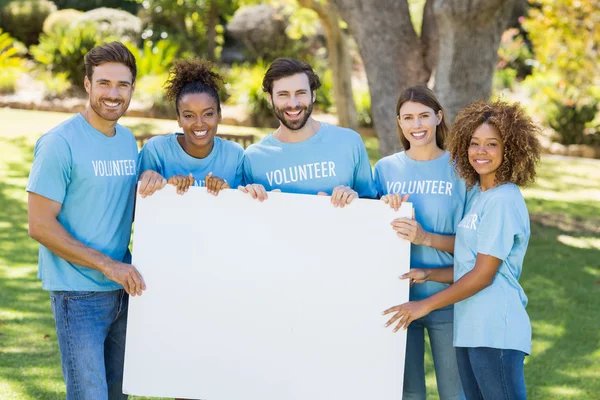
[84,62,134,122]
[468,123,504,189]
[398,101,442,150]
[177,92,220,157]
[268,73,314,131]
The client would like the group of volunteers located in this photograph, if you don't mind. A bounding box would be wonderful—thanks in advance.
[27,41,541,400]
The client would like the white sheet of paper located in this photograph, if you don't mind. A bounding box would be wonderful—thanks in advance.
[123,186,411,400]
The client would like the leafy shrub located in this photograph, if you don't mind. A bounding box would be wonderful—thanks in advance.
[493,67,518,92]
[547,100,599,145]
[31,24,115,86]
[0,0,57,45]
[133,72,172,117]
[0,28,20,68]
[75,7,141,44]
[353,84,372,127]
[523,71,600,145]
[0,66,22,94]
[35,70,72,98]
[226,60,277,127]
[52,0,139,13]
[0,27,25,94]
[125,40,179,79]
[315,67,334,113]
[42,8,82,34]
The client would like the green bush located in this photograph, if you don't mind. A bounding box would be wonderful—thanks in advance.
[226,60,276,127]
[42,8,82,34]
[523,71,600,145]
[0,28,20,68]
[353,84,372,127]
[133,72,173,117]
[0,66,21,94]
[75,7,141,44]
[493,67,518,92]
[34,70,72,98]
[0,0,57,45]
[55,0,139,13]
[125,40,179,79]
[315,67,334,113]
[0,27,25,94]
[30,24,115,86]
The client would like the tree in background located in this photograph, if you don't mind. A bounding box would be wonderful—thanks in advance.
[523,0,600,145]
[330,0,522,155]
[295,0,358,130]
[134,0,238,60]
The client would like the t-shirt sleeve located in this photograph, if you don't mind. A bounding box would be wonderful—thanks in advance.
[242,152,254,185]
[464,185,479,216]
[373,162,384,199]
[26,133,72,204]
[477,197,519,260]
[353,140,377,198]
[137,141,162,177]
[231,147,245,188]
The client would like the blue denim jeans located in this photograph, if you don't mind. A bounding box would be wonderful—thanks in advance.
[50,289,129,400]
[455,347,527,400]
[403,308,465,400]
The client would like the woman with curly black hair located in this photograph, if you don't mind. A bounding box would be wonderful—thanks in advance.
[384,100,541,399]
[138,59,244,195]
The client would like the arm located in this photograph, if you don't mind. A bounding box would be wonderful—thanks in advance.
[422,232,455,253]
[384,253,501,331]
[353,140,377,199]
[391,209,455,253]
[28,192,146,296]
[401,266,454,284]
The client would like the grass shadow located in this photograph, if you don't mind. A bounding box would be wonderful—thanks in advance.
[524,222,600,399]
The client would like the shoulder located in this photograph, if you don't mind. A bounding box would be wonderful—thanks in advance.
[482,184,526,213]
[374,152,402,170]
[142,133,174,151]
[322,123,363,143]
[245,134,274,156]
[42,114,82,143]
[216,136,244,155]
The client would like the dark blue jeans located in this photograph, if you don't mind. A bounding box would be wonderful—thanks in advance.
[455,347,527,400]
[50,289,129,400]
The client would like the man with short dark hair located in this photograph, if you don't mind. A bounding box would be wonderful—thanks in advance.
[27,41,164,399]
[241,57,376,204]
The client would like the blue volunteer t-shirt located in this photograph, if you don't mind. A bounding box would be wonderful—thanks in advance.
[243,123,376,197]
[374,151,473,304]
[453,183,532,354]
[137,134,244,188]
[26,113,138,291]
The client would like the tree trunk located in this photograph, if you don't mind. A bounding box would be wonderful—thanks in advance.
[297,0,358,131]
[332,0,429,156]
[206,0,219,61]
[432,0,519,122]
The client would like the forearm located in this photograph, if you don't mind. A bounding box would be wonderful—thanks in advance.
[423,232,455,253]
[423,266,454,283]
[29,217,113,275]
[422,268,491,312]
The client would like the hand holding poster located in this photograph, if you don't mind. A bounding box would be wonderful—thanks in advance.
[123,186,412,399]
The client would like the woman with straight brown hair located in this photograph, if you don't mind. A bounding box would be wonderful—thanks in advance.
[374,85,473,400]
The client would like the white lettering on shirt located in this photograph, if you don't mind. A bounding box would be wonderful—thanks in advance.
[458,214,478,230]
[385,180,454,196]
[91,160,137,177]
[266,161,337,187]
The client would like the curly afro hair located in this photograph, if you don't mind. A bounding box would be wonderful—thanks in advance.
[447,100,541,189]
[164,59,225,115]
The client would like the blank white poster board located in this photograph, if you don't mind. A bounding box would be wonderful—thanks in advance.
[123,186,411,400]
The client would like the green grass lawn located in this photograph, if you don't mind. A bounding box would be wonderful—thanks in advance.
[1,109,599,399]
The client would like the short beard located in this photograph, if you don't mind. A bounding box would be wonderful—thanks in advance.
[273,101,313,131]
